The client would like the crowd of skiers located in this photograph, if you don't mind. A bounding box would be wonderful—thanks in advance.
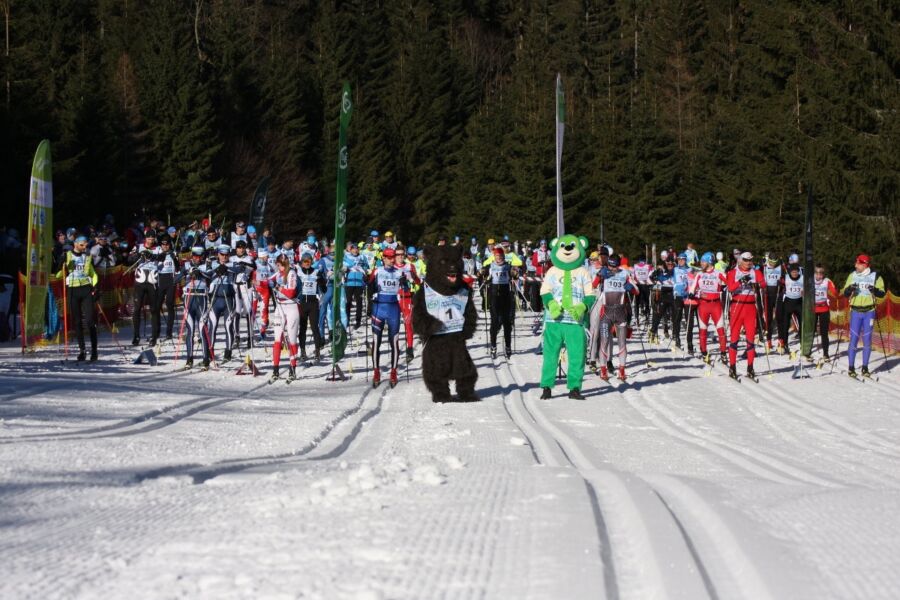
[17,214,891,386]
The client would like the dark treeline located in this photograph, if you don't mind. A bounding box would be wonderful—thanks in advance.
[1,1,897,283]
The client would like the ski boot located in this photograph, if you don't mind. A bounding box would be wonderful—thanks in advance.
[269,365,280,383]
[861,366,871,378]
[372,369,382,388]
[89,349,98,362]
[847,367,857,379]
[200,359,210,372]
[599,366,610,382]
[702,352,711,364]
[568,388,585,400]
[184,358,194,370]
[618,366,627,382]
[389,368,399,388]
[164,334,173,341]
[131,337,140,346]
[687,345,694,356]
[300,350,309,362]
[588,360,598,373]
[315,346,322,361]
[505,346,512,359]
[490,345,497,359]
[728,364,738,380]
[747,365,756,380]
[287,365,297,382]
[648,333,659,344]
[148,337,157,348]
[540,387,552,400]
[406,347,414,361]
[77,349,86,362]
[224,349,232,361]
[720,352,728,365]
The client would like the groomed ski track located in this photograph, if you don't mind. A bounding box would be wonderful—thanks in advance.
[1,312,899,599]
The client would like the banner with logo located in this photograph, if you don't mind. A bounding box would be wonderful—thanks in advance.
[248,176,270,234]
[24,140,53,347]
[555,73,565,238]
[801,185,815,357]
[331,82,353,364]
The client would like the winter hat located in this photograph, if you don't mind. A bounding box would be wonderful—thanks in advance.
[607,254,620,267]
[739,251,753,260]
[382,248,396,258]
[493,247,505,256]
[191,246,205,256]
[257,248,269,257]
[856,254,870,265]
[701,252,714,264]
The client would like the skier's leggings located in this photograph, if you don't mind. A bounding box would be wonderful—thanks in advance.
[651,293,673,337]
[274,301,299,367]
[208,296,235,353]
[847,310,875,368]
[132,282,158,339]
[764,289,780,343]
[780,298,803,350]
[489,290,512,348]
[728,301,757,367]
[253,285,270,329]
[67,285,97,351]
[598,304,628,367]
[399,294,415,349]
[346,286,364,328]
[299,297,323,349]
[155,277,176,338]
[637,284,651,323]
[673,298,686,344]
[184,295,209,361]
[698,299,725,354]
[372,301,400,370]
[814,311,830,357]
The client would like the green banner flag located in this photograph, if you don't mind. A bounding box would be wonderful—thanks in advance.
[800,185,815,357]
[24,140,53,347]
[331,82,353,366]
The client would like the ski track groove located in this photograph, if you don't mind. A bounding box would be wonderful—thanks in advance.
[623,383,842,488]
[137,383,389,484]
[726,384,900,490]
[495,329,735,600]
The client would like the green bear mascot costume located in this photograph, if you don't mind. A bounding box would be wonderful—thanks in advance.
[540,235,596,400]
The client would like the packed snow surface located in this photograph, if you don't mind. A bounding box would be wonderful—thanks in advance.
[1,318,899,599]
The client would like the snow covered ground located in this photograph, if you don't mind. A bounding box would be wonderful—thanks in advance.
[1,315,899,599]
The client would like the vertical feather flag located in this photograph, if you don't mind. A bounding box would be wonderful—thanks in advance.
[331,82,353,365]
[25,140,53,347]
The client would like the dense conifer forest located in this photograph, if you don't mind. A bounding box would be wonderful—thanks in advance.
[1,1,897,277]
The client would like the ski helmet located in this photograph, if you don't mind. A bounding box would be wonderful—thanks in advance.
[407,246,416,255]
[247,225,256,234]
[715,251,724,261]
[701,252,714,264]
[677,252,688,261]
[191,246,205,256]
[607,254,620,267]
[660,250,668,260]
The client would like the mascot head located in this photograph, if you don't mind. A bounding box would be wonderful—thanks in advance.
[549,235,589,270]
[423,244,465,295]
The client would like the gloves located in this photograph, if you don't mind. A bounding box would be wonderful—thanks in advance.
[844,284,858,298]
[140,250,152,260]
[91,287,100,300]
[99,246,111,258]
[569,302,587,322]
[687,293,696,300]
[548,299,562,319]
[216,264,228,276]
[740,274,752,284]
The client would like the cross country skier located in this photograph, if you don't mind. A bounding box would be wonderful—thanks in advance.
[395,246,422,360]
[57,235,99,361]
[484,247,516,359]
[726,251,766,380]
[229,240,256,348]
[270,254,300,382]
[155,235,180,341]
[229,221,251,250]
[813,265,837,361]
[589,254,637,381]
[253,248,273,337]
[367,247,404,387]
[690,252,727,363]
[343,242,370,330]
[841,254,886,378]
[632,255,652,327]
[672,253,693,350]
[761,253,783,351]
[208,245,238,362]
[296,252,326,360]
[128,232,162,346]
[779,260,804,358]
[649,256,675,343]
[176,247,212,369]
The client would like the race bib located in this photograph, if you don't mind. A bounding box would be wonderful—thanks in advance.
[424,284,468,334]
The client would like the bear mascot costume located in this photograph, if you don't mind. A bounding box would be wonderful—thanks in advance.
[540,235,595,400]
[412,245,480,403]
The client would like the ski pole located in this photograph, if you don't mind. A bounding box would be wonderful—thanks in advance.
[95,300,129,361]
[754,284,773,376]
[62,263,69,361]
[174,287,192,363]
[874,310,889,371]
[829,304,847,375]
